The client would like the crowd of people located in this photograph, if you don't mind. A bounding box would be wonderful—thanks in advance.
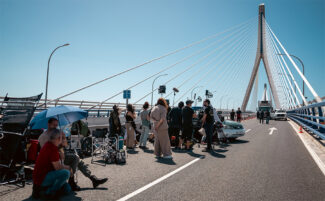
[109,98,244,156]
[32,97,243,199]
[256,110,270,124]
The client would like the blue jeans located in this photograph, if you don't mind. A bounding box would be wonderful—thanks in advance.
[204,123,214,150]
[140,126,150,146]
[41,169,71,195]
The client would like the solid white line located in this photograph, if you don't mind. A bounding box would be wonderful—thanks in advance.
[288,121,325,176]
[116,157,202,201]
[245,129,251,133]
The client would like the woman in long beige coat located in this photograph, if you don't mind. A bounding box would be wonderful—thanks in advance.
[150,98,172,159]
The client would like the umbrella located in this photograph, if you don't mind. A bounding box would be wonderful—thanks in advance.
[30,105,88,129]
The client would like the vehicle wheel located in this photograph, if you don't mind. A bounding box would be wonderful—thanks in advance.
[285,118,287,121]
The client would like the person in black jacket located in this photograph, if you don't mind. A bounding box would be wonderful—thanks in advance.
[168,101,184,149]
[109,105,121,136]
[230,109,235,121]
[201,99,214,152]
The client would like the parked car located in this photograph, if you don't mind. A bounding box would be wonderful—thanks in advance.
[274,110,287,121]
[222,120,246,140]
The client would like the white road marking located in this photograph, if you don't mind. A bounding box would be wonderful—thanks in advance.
[288,121,325,176]
[268,127,277,135]
[245,129,251,133]
[116,157,202,201]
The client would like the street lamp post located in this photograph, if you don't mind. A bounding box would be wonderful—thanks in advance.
[219,94,228,110]
[45,43,70,108]
[151,74,168,107]
[277,53,305,105]
[191,86,203,100]
[226,97,233,110]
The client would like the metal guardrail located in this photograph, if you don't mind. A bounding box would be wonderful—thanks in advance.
[0,97,144,117]
[288,101,325,140]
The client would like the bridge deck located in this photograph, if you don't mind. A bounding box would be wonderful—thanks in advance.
[1,119,325,201]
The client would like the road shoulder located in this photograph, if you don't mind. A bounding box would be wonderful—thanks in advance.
[288,120,325,176]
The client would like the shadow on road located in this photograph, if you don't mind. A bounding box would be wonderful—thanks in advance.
[213,148,228,153]
[0,185,22,197]
[21,193,82,201]
[80,187,108,191]
[127,149,139,154]
[208,151,226,158]
[155,158,176,165]
[231,139,249,144]
[143,149,154,154]
[187,151,205,158]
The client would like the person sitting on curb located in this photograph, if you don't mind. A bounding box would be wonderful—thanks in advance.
[32,129,72,199]
[38,118,108,191]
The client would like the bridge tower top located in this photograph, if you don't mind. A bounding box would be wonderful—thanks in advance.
[241,4,281,111]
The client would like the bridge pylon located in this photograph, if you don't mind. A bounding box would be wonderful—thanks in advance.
[241,3,281,111]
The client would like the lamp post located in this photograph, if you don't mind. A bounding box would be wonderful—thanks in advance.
[219,94,229,110]
[277,53,305,105]
[45,43,70,108]
[191,86,203,100]
[151,74,168,107]
[226,97,233,110]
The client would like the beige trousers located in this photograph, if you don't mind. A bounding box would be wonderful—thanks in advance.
[154,128,172,157]
[125,123,135,148]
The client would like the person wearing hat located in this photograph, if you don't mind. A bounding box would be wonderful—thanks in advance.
[181,100,195,150]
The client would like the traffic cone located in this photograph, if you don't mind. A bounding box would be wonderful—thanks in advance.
[299,126,303,133]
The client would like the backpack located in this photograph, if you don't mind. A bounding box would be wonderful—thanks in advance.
[104,148,116,164]
[115,149,126,164]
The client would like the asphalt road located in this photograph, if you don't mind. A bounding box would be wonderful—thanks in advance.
[1,119,325,201]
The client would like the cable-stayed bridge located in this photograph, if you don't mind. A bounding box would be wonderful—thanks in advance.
[1,3,325,201]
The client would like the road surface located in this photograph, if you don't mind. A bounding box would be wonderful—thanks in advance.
[1,119,325,201]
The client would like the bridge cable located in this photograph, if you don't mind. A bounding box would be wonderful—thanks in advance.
[89,21,251,109]
[39,18,255,107]
[132,20,256,105]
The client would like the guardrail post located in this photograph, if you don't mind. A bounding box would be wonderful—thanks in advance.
[318,106,325,133]
[311,107,318,129]
[54,99,59,107]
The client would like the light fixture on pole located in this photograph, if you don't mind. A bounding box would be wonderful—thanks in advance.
[172,87,179,107]
[191,86,203,100]
[151,74,168,107]
[45,43,70,108]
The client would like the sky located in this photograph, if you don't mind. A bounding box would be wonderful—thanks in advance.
[0,0,324,110]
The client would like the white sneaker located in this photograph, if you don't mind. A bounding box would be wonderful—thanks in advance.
[163,155,173,159]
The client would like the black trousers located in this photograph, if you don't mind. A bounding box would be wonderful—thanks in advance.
[169,127,181,146]
[204,123,213,150]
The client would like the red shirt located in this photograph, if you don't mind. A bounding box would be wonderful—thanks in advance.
[33,141,60,185]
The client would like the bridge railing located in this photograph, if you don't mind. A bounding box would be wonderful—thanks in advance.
[0,97,144,118]
[287,101,325,140]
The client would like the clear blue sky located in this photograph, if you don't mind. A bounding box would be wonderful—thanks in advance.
[1,0,324,109]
